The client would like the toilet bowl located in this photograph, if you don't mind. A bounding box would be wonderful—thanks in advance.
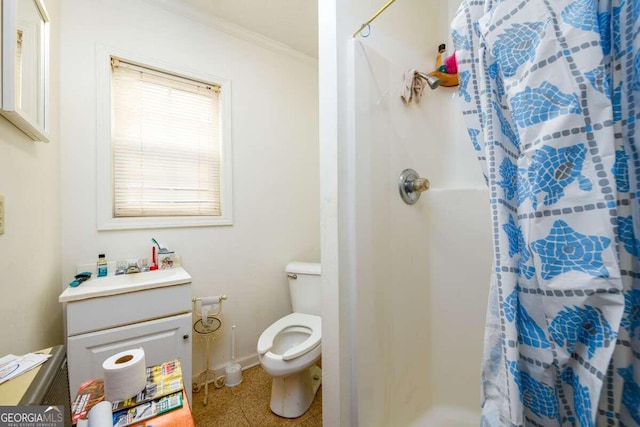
[258,313,321,374]
[257,262,322,418]
[258,313,322,418]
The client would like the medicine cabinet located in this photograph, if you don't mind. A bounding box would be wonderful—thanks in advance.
[1,0,50,142]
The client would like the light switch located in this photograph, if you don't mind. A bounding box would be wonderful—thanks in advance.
[0,195,4,234]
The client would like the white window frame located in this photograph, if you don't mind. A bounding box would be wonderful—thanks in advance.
[96,45,233,230]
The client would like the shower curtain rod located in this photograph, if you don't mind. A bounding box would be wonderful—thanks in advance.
[352,0,397,38]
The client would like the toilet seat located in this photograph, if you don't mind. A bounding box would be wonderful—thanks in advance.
[258,313,321,361]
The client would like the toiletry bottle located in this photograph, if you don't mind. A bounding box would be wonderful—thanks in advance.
[97,253,108,277]
[150,246,158,270]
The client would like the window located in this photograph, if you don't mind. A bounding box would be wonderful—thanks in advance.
[97,49,232,229]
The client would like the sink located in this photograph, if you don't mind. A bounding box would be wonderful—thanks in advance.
[59,266,192,303]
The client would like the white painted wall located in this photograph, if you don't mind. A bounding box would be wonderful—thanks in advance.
[320,0,493,424]
[59,0,319,379]
[318,1,350,425]
[0,0,62,355]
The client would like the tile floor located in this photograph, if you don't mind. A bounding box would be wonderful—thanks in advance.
[191,366,322,427]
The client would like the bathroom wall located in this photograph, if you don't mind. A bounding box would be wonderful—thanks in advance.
[0,0,62,356]
[59,0,319,377]
[320,0,492,424]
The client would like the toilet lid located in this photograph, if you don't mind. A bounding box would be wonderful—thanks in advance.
[257,313,321,361]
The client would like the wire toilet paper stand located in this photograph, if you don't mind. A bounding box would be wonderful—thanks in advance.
[192,294,227,405]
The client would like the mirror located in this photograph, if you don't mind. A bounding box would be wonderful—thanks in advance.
[1,0,49,142]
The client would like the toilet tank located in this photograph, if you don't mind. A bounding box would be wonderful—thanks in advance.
[286,262,321,316]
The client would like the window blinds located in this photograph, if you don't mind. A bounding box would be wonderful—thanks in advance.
[111,59,221,217]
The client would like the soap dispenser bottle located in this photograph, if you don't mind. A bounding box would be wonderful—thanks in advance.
[97,253,108,277]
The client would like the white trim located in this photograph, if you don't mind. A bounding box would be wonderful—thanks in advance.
[96,43,234,231]
[140,0,318,67]
[319,0,351,425]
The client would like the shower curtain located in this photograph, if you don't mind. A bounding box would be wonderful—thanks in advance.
[452,0,639,426]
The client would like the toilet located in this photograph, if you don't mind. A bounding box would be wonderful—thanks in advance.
[257,262,322,418]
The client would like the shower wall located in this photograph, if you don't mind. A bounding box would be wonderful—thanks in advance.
[351,39,432,426]
[346,0,492,425]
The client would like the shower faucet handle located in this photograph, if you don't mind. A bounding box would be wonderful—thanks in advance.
[409,177,430,193]
[399,169,430,205]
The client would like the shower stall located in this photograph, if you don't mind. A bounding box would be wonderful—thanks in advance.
[320,0,493,425]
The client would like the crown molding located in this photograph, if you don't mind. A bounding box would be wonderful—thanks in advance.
[141,0,318,67]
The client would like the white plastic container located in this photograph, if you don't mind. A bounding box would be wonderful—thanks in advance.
[225,363,242,387]
[157,252,175,269]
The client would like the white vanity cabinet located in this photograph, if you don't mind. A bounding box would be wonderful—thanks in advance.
[59,267,193,404]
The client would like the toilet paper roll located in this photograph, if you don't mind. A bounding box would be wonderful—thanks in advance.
[201,304,211,325]
[200,296,222,305]
[87,401,112,427]
[200,295,222,325]
[103,349,146,402]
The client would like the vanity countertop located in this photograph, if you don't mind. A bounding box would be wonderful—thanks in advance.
[59,267,192,303]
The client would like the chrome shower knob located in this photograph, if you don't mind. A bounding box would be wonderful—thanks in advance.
[399,169,430,205]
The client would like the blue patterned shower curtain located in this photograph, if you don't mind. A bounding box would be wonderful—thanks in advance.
[451,0,639,425]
